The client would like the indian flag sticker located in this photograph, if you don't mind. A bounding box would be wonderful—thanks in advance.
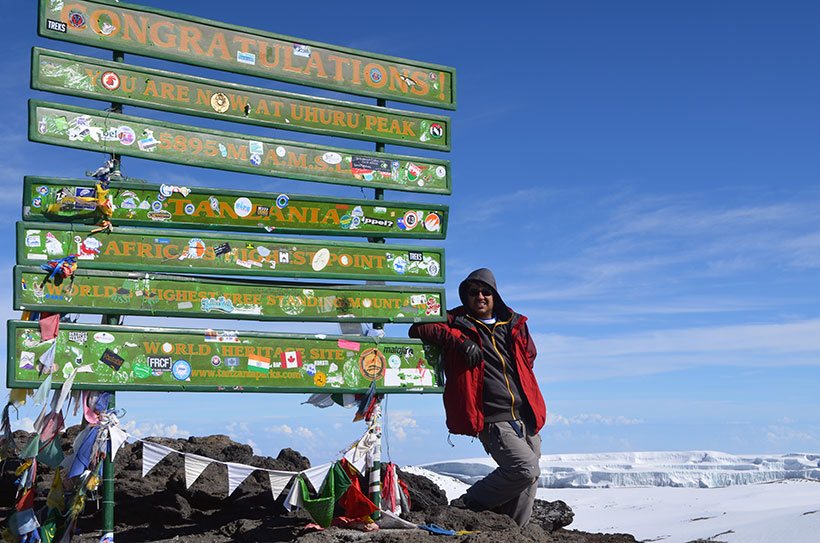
[247,354,271,372]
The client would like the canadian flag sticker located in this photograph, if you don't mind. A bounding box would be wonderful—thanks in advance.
[280,350,302,369]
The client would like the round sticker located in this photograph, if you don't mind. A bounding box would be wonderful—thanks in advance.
[393,257,407,274]
[101,71,120,91]
[429,123,444,138]
[275,146,287,157]
[161,342,174,354]
[32,197,42,208]
[210,92,230,113]
[184,203,195,215]
[339,214,352,229]
[172,359,192,381]
[211,356,222,367]
[133,361,151,379]
[424,213,441,232]
[234,197,253,217]
[118,126,136,146]
[312,248,330,271]
[427,260,440,277]
[187,238,206,259]
[159,184,173,197]
[403,211,418,230]
[151,201,163,212]
[37,186,49,195]
[276,194,289,209]
[93,332,115,344]
[314,372,327,387]
[435,166,446,178]
[359,348,386,381]
[369,68,383,84]
[257,246,271,258]
[362,298,372,308]
[322,152,342,165]
[340,255,350,266]
[388,355,401,369]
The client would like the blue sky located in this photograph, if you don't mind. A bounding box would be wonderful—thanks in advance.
[2,0,819,465]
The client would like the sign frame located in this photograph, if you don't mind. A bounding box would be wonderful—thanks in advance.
[14,266,446,323]
[31,48,451,151]
[17,222,446,283]
[23,176,449,239]
[29,100,452,194]
[36,0,456,110]
[7,320,444,394]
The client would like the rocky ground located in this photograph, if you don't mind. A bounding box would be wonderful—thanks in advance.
[1,430,639,542]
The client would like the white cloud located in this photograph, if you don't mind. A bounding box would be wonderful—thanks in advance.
[548,413,644,426]
[534,318,820,381]
[266,424,315,440]
[388,410,420,441]
[11,417,35,433]
[121,420,190,439]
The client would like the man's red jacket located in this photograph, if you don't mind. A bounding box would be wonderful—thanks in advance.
[410,306,547,437]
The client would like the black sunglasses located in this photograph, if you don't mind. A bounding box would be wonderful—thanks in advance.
[468,288,493,297]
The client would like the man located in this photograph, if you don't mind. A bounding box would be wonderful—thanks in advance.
[409,268,546,526]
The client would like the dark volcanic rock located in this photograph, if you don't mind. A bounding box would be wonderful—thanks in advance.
[395,467,448,511]
[1,431,637,543]
[532,498,575,531]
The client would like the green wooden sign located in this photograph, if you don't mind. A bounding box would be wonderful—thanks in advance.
[14,266,445,323]
[18,223,445,283]
[37,0,456,110]
[23,177,449,239]
[7,321,442,393]
[31,49,451,151]
[29,101,452,194]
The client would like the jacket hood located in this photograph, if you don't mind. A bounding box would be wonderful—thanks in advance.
[458,268,511,320]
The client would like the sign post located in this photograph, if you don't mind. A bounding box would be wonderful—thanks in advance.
[14,0,457,534]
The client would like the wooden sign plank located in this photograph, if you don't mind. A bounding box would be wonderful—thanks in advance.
[7,321,442,393]
[14,266,445,323]
[29,100,452,194]
[18,222,445,283]
[23,176,449,239]
[37,0,456,109]
[32,49,451,151]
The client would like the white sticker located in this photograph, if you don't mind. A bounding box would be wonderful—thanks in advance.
[275,146,287,157]
[161,342,174,354]
[293,44,311,58]
[178,302,193,310]
[234,197,253,218]
[19,351,35,369]
[312,248,330,271]
[25,232,41,248]
[322,152,342,165]
[27,254,47,261]
[249,141,264,155]
[237,51,256,65]
[45,232,63,255]
[94,332,115,344]
[410,294,427,305]
[435,166,446,178]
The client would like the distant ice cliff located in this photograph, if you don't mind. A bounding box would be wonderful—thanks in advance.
[424,451,820,488]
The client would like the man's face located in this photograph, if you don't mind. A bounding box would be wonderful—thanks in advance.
[465,282,494,319]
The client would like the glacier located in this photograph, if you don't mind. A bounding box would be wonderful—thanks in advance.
[423,451,820,488]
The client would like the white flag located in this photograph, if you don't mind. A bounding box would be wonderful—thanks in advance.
[142,442,174,477]
[284,476,303,512]
[184,453,213,488]
[226,462,256,496]
[268,471,295,499]
[301,462,332,492]
[109,425,129,461]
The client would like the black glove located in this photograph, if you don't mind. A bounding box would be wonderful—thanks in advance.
[460,339,482,367]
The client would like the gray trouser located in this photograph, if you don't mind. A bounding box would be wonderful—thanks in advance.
[466,420,542,526]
